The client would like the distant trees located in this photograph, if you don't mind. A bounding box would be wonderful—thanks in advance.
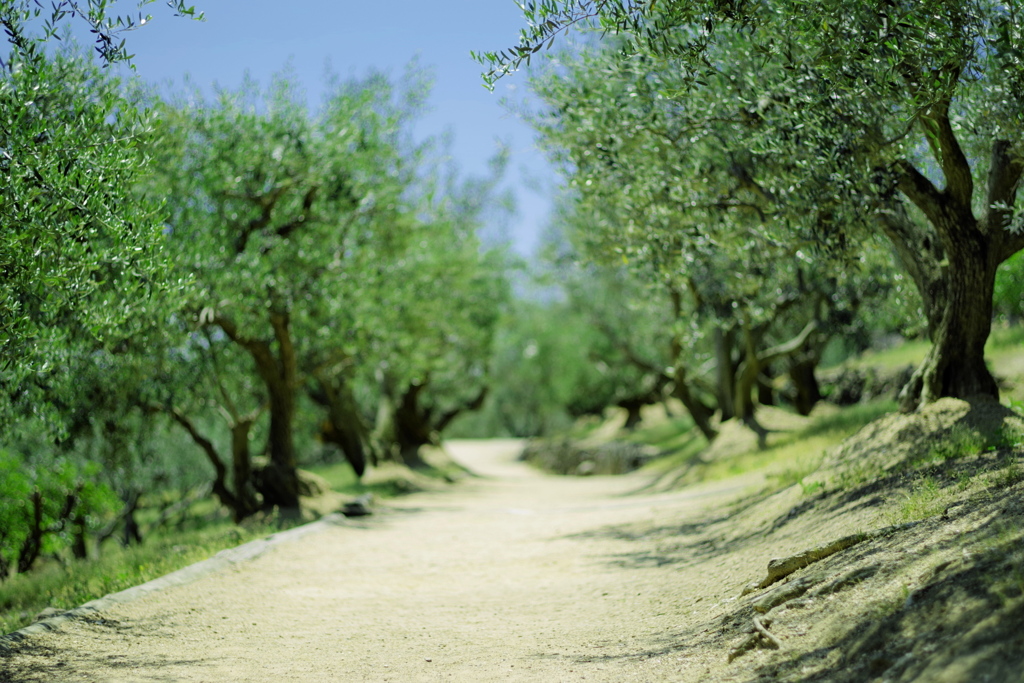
[0,0,511,568]
[525,39,915,440]
[491,0,1024,413]
[139,70,510,515]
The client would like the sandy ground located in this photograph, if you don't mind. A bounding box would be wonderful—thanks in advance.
[0,440,771,682]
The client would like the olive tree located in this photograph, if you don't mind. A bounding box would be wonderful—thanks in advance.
[488,0,1024,413]
[527,41,899,441]
[144,72,427,508]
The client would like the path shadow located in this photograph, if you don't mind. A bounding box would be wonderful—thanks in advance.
[0,639,208,683]
[564,487,778,570]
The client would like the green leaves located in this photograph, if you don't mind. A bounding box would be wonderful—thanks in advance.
[0,49,177,430]
[1,0,204,67]
[143,67,512,462]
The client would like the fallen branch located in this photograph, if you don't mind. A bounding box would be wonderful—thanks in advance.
[753,616,783,650]
[727,615,780,662]
[750,521,922,592]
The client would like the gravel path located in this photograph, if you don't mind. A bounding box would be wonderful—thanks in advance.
[1,439,764,682]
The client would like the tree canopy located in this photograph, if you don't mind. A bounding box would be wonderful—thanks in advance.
[494,0,1024,412]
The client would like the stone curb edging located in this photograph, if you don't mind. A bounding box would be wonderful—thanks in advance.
[0,512,348,655]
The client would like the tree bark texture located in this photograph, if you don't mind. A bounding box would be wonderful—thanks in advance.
[890,106,1024,411]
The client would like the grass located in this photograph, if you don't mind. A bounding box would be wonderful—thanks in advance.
[988,324,1024,351]
[709,433,836,483]
[798,401,897,439]
[626,415,697,450]
[979,519,1024,605]
[888,476,945,524]
[848,339,930,370]
[869,584,912,620]
[989,456,1024,488]
[842,326,1024,373]
[627,398,899,493]
[904,423,1024,470]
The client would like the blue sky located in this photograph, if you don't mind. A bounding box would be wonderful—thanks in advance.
[106,0,555,254]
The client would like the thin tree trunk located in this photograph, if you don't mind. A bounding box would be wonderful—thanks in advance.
[311,371,372,477]
[788,358,822,416]
[168,407,254,521]
[230,418,259,519]
[714,326,736,421]
[671,366,718,442]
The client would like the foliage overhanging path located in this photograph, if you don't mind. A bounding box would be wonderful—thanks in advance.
[1,440,767,682]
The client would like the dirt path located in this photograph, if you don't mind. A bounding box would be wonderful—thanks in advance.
[1,440,770,682]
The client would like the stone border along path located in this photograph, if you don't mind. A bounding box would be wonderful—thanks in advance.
[0,439,769,682]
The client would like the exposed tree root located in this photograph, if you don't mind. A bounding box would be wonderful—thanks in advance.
[753,574,819,613]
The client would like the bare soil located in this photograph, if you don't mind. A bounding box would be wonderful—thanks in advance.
[2,421,1023,682]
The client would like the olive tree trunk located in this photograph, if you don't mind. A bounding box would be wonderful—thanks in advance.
[213,308,301,509]
[886,107,1024,412]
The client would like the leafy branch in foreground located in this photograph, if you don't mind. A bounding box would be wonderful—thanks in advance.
[1,0,203,67]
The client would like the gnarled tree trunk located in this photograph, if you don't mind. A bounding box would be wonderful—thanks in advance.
[899,226,1000,409]
[887,108,1023,412]
[212,308,301,509]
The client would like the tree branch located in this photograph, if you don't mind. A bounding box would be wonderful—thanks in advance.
[894,159,946,228]
[273,186,319,241]
[202,327,240,421]
[872,198,946,338]
[923,100,973,209]
[987,140,1024,261]
[230,185,286,255]
[208,311,279,381]
[758,320,817,366]
[166,406,239,511]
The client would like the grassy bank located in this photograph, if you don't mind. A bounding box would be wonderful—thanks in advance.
[0,513,280,635]
[0,459,384,636]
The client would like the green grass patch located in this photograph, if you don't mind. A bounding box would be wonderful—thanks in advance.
[0,517,282,636]
[635,399,898,489]
[989,456,1024,488]
[909,424,1024,469]
[639,430,707,474]
[850,339,930,370]
[306,461,363,492]
[798,400,897,440]
[708,433,835,484]
[887,476,945,524]
[987,324,1024,351]
[626,415,697,449]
